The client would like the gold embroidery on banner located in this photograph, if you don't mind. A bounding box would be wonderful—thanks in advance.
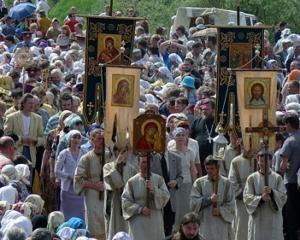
[246,32,262,45]
[220,32,235,51]
[88,58,102,77]
[89,22,105,40]
[117,24,133,43]
[220,68,230,85]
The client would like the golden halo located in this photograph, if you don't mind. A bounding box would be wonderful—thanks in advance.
[141,119,161,136]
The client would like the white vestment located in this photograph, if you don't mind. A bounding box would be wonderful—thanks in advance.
[190,175,235,240]
[243,170,287,240]
[122,173,170,240]
[228,155,257,240]
[74,150,105,239]
[103,155,138,240]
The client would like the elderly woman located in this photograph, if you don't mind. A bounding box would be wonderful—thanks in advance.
[168,127,197,231]
[0,185,18,205]
[0,210,33,239]
[47,211,65,233]
[40,110,72,213]
[24,194,45,218]
[55,130,86,220]
[9,164,30,201]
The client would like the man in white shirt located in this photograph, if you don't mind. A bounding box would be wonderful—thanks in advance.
[4,93,45,192]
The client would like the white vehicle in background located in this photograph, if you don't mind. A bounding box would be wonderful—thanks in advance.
[170,7,257,36]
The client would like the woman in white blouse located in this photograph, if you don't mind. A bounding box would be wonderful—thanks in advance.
[55,130,86,220]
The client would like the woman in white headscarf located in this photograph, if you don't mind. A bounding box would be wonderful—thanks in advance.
[168,127,197,231]
[168,53,183,75]
[55,130,86,220]
[0,210,32,239]
[157,66,174,83]
[11,164,30,201]
[1,165,17,181]
[0,185,18,205]
[47,211,65,232]
[24,194,45,217]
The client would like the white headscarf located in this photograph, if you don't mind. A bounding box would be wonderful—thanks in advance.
[1,165,17,181]
[66,129,82,144]
[0,210,22,227]
[169,53,183,65]
[173,127,187,137]
[15,164,30,185]
[112,232,132,240]
[145,93,159,105]
[47,211,65,232]
[158,67,173,83]
[1,211,32,239]
[24,194,45,216]
[0,185,18,205]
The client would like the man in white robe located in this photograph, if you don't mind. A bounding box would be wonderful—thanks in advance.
[103,148,138,240]
[220,131,240,177]
[122,155,170,240]
[243,151,287,240]
[228,149,257,240]
[74,129,106,240]
[190,156,235,240]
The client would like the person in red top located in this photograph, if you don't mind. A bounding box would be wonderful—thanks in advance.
[64,13,78,33]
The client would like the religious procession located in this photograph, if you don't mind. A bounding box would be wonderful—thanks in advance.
[0,0,299,239]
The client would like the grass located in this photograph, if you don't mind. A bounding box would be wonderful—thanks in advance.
[48,0,204,32]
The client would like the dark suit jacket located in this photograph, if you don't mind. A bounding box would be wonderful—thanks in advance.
[151,151,183,211]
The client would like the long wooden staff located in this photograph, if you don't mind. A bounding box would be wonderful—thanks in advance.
[146,153,151,208]
[212,176,219,210]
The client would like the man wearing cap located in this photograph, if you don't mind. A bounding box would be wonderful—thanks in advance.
[190,156,235,240]
[228,146,257,240]
[244,151,286,240]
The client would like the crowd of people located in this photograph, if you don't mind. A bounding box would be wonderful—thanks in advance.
[0,0,299,239]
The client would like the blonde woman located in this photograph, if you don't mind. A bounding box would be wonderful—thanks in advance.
[55,130,86,220]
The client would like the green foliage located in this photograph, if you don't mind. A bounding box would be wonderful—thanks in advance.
[225,0,300,31]
[5,0,300,33]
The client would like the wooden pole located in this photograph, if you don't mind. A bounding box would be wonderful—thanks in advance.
[109,0,113,16]
[237,0,240,26]
[146,153,151,208]
[263,136,269,186]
